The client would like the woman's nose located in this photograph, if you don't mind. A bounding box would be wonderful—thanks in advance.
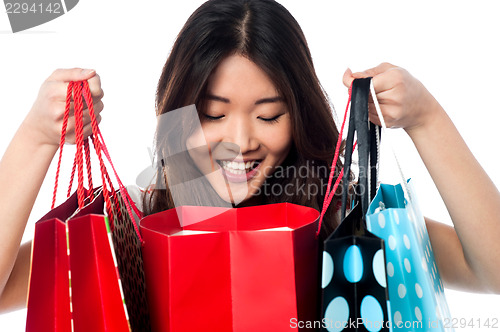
[223,117,259,154]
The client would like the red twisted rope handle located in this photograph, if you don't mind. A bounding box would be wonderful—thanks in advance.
[81,81,144,243]
[316,83,354,237]
[97,127,143,219]
[52,79,144,243]
[88,135,120,226]
[84,138,94,199]
[73,82,86,208]
[52,82,92,209]
[95,127,144,243]
[51,82,73,209]
[67,156,77,199]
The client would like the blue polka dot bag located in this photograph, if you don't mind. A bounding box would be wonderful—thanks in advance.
[321,78,391,332]
[362,77,453,331]
[366,180,452,331]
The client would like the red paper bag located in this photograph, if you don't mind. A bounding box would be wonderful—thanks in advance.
[27,189,149,332]
[140,203,320,331]
[26,80,150,331]
[26,189,86,331]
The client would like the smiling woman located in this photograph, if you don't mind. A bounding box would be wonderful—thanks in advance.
[145,0,341,235]
[1,0,500,329]
[187,55,293,205]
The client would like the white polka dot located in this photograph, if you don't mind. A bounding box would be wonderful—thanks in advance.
[404,258,411,273]
[394,311,402,325]
[415,306,422,321]
[408,211,414,222]
[372,250,386,288]
[378,213,386,228]
[394,211,400,224]
[398,284,406,298]
[325,297,350,332]
[415,283,423,298]
[322,251,334,289]
[421,257,428,272]
[387,262,394,277]
[403,234,411,249]
[388,235,396,250]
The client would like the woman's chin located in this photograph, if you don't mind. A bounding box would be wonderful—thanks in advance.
[209,179,262,206]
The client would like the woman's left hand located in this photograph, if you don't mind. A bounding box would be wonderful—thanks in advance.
[342,62,443,134]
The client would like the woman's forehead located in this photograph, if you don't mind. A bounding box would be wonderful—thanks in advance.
[206,54,280,101]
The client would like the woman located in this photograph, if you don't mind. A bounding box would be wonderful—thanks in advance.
[1,0,499,316]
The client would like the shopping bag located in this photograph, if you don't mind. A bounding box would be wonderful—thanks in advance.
[26,80,150,332]
[366,181,452,331]
[363,78,452,331]
[320,78,390,332]
[26,188,90,332]
[140,203,320,332]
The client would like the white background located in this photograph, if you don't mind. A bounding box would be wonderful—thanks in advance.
[1,0,499,330]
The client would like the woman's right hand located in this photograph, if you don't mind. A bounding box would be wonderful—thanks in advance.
[24,68,104,147]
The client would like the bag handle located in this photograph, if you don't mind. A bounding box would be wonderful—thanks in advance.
[316,83,353,237]
[340,77,380,220]
[369,81,417,221]
[51,80,144,244]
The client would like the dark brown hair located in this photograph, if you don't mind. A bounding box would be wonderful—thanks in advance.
[144,0,343,237]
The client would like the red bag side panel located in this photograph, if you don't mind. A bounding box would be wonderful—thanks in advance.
[230,230,298,331]
[142,227,233,332]
[68,214,129,332]
[26,219,71,332]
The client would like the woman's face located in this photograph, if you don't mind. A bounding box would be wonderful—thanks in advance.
[186,54,293,205]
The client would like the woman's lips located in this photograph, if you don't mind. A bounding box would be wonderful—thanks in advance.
[216,159,262,183]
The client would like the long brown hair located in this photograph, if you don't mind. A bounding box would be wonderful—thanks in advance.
[144,0,343,237]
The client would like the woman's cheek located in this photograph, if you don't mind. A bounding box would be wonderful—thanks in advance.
[266,117,293,158]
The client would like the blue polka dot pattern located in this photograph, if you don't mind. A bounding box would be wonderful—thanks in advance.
[322,251,334,289]
[361,295,384,332]
[372,250,386,288]
[366,180,452,331]
[344,245,363,283]
[324,297,349,332]
[321,204,390,332]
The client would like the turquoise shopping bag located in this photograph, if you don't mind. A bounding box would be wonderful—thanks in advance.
[365,77,453,331]
[366,180,452,331]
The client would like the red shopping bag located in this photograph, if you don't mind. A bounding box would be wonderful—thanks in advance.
[26,81,149,331]
[26,189,86,331]
[140,203,320,332]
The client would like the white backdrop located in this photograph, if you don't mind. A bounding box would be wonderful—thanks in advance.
[1,0,499,330]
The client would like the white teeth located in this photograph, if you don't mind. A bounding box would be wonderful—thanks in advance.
[219,160,259,173]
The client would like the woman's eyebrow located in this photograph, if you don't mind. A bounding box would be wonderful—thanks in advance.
[255,96,284,105]
[205,94,284,105]
[205,94,230,103]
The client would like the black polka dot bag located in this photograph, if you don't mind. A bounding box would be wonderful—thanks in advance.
[319,78,391,332]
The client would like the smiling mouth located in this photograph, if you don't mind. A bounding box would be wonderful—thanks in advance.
[216,160,262,175]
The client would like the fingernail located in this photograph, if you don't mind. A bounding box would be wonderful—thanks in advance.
[82,69,96,75]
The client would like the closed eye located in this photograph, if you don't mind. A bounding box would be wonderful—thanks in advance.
[258,114,284,123]
[201,113,224,121]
